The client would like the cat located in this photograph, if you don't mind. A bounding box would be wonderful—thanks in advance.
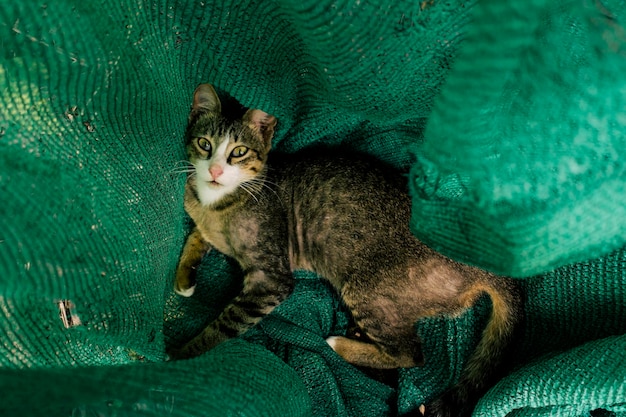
[172,83,523,417]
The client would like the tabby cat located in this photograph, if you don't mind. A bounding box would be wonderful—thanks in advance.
[172,84,523,417]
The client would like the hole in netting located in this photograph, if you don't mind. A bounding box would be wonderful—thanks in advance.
[57,299,82,329]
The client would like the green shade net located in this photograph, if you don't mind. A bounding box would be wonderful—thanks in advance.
[1,0,625,416]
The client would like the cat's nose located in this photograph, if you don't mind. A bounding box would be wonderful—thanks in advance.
[209,165,223,179]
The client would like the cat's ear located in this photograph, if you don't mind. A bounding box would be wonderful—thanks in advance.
[192,84,221,114]
[243,109,277,145]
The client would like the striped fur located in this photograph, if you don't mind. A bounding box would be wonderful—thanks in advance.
[172,84,523,417]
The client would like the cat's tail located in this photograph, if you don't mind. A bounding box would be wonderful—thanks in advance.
[425,275,524,417]
[466,275,523,386]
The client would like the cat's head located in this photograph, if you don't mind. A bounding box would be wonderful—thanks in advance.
[185,84,277,206]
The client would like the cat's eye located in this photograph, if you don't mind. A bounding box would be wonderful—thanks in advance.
[231,146,248,158]
[197,138,212,154]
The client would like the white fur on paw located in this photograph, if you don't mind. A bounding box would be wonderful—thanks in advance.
[326,336,340,351]
[174,284,196,297]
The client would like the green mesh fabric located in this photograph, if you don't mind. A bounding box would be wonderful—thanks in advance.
[410,1,626,278]
[1,0,625,416]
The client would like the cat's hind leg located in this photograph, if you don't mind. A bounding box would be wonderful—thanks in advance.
[326,329,423,369]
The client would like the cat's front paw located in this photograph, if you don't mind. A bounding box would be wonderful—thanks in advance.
[174,270,196,297]
[166,342,196,361]
[174,266,198,297]
[166,345,202,361]
[174,282,196,297]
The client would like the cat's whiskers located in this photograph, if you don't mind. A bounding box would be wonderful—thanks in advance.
[245,177,280,199]
[170,168,196,174]
[172,160,195,168]
[168,160,197,176]
[238,182,260,203]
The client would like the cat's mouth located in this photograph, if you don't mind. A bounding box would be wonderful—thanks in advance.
[208,180,222,187]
